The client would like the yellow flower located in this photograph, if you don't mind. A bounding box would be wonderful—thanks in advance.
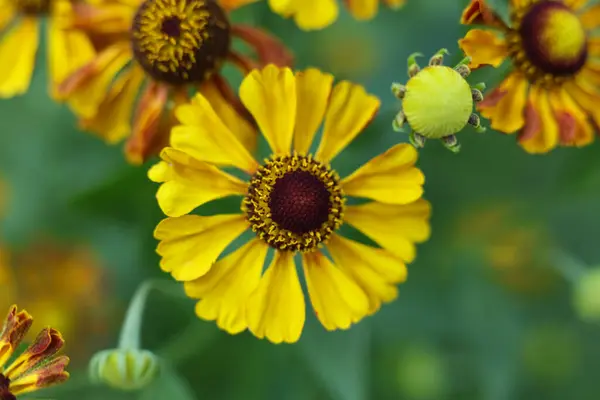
[57,0,292,165]
[266,0,407,31]
[391,49,486,152]
[0,0,95,98]
[0,305,70,398]
[150,65,431,344]
[458,0,600,153]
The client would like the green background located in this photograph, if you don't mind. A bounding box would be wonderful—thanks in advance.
[1,0,600,398]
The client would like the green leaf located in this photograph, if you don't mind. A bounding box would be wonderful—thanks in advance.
[299,320,371,400]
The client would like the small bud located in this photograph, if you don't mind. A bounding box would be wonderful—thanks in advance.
[455,64,471,78]
[391,83,406,98]
[89,348,160,391]
[392,112,406,132]
[573,268,600,322]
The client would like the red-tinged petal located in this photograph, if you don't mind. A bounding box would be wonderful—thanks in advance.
[518,86,559,153]
[231,25,294,68]
[4,328,64,380]
[0,306,33,368]
[548,88,594,147]
[460,0,507,28]
[478,72,529,133]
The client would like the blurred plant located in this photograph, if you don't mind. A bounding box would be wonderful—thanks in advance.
[0,240,112,362]
[396,344,448,400]
[458,0,600,153]
[391,48,486,152]
[56,0,292,164]
[0,305,70,398]
[573,267,600,322]
[0,0,94,98]
[150,65,431,344]
[262,0,407,31]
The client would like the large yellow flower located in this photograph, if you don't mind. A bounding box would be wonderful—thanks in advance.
[458,0,600,153]
[150,65,431,343]
[265,0,406,30]
[0,305,70,398]
[0,0,95,98]
[57,0,292,164]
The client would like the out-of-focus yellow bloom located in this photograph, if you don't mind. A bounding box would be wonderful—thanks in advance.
[459,0,600,153]
[262,0,406,31]
[0,305,70,398]
[0,0,94,98]
[150,65,431,344]
[57,0,292,165]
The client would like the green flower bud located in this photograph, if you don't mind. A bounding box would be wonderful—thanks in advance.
[573,267,600,321]
[89,348,160,391]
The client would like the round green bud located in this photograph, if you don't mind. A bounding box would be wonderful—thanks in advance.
[402,66,473,139]
[573,267,600,322]
[89,348,160,391]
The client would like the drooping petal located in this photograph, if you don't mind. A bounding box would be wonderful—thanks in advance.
[172,93,258,173]
[302,251,369,331]
[293,68,334,154]
[344,199,431,263]
[0,18,40,98]
[239,65,296,155]
[547,88,594,147]
[79,65,144,143]
[155,214,248,281]
[580,4,600,29]
[199,76,257,155]
[231,25,294,68]
[155,148,248,217]
[70,1,135,34]
[344,0,378,20]
[327,234,406,314]
[0,306,33,369]
[458,29,508,68]
[564,75,600,127]
[477,72,529,133]
[58,43,132,118]
[341,143,424,205]
[7,355,69,396]
[315,81,380,163]
[246,251,305,344]
[268,0,339,30]
[218,0,258,11]
[460,0,506,27]
[4,328,64,380]
[185,239,268,334]
[518,86,559,153]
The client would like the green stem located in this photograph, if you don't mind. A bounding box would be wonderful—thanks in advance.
[548,249,587,283]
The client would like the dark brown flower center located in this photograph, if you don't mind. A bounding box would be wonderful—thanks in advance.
[0,374,15,400]
[14,0,50,14]
[131,0,231,85]
[244,154,345,252]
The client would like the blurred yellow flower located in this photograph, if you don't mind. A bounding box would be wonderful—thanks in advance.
[150,65,431,344]
[0,0,95,98]
[0,305,70,398]
[56,0,292,165]
[265,0,407,30]
[458,0,600,153]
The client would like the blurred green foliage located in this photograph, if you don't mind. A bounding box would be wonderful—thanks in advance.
[1,0,600,399]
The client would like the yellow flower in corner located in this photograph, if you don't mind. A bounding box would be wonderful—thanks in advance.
[57,0,292,165]
[267,0,407,30]
[150,65,431,344]
[0,0,95,98]
[0,305,70,398]
[458,0,600,153]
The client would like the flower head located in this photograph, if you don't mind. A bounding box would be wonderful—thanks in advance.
[0,0,95,98]
[391,49,486,152]
[0,305,69,399]
[57,0,292,164]
[150,65,431,343]
[265,0,407,31]
[458,0,600,153]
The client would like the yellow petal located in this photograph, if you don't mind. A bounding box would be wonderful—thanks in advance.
[547,87,594,147]
[172,93,258,174]
[155,214,248,281]
[155,148,248,217]
[185,239,268,334]
[345,0,379,20]
[47,2,96,98]
[518,86,559,153]
[199,77,258,155]
[61,44,132,118]
[478,72,529,133]
[239,65,296,155]
[344,199,431,262]
[315,81,380,163]
[148,161,173,183]
[341,143,424,205]
[246,251,305,344]
[580,4,600,29]
[458,29,508,68]
[0,18,39,98]
[302,251,370,331]
[564,75,600,127]
[79,65,144,143]
[293,68,334,154]
[268,0,339,30]
[564,0,588,9]
[327,234,405,314]
[0,0,15,31]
